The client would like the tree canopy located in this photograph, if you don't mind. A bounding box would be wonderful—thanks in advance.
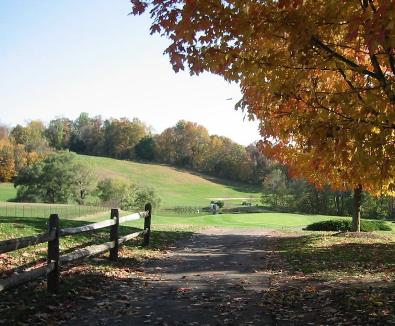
[131,0,395,196]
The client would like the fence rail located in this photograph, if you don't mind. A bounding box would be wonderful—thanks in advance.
[0,203,152,293]
[0,229,56,254]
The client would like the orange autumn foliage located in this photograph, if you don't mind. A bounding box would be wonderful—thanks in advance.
[131,0,395,195]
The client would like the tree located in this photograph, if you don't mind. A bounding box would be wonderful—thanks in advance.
[131,0,395,231]
[46,118,72,150]
[70,113,104,155]
[135,136,156,161]
[96,178,161,210]
[102,118,149,159]
[10,121,49,153]
[154,120,210,169]
[14,151,96,203]
[97,178,132,207]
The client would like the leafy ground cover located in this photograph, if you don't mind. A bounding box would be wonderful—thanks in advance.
[1,226,394,324]
[261,231,395,324]
[0,226,195,324]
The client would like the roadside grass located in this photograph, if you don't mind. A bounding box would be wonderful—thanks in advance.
[0,183,16,201]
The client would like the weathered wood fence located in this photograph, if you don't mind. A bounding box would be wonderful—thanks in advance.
[0,203,152,293]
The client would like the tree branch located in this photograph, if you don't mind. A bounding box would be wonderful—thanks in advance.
[311,36,378,79]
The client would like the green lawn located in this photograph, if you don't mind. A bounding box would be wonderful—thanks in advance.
[81,155,260,207]
[126,211,394,231]
[0,183,16,201]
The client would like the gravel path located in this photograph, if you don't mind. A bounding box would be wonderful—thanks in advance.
[69,228,274,325]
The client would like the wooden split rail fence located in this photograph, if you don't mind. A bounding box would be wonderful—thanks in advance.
[0,203,152,293]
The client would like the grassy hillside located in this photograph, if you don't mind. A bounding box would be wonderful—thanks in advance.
[0,183,16,201]
[81,155,260,207]
[0,155,260,207]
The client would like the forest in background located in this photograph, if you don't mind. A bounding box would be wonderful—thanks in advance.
[0,113,394,219]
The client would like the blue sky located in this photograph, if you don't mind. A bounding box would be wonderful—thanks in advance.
[0,0,260,145]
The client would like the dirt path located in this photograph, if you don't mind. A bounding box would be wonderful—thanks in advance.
[69,228,274,325]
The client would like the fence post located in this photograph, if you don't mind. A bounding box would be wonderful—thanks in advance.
[47,214,59,293]
[143,203,152,247]
[109,208,119,261]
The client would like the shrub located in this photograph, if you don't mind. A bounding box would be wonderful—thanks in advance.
[97,178,161,211]
[305,219,392,232]
[210,200,224,208]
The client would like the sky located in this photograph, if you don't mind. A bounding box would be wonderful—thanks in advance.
[0,0,261,145]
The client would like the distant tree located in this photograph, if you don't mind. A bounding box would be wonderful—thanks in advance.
[70,113,104,155]
[262,167,289,208]
[135,136,156,161]
[14,151,96,203]
[0,124,9,140]
[0,139,15,182]
[10,121,49,153]
[102,118,149,159]
[45,118,72,150]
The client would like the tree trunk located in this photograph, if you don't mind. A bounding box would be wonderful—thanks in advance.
[352,184,363,232]
[335,193,341,216]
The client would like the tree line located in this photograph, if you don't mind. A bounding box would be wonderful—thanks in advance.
[262,167,395,220]
[0,113,271,184]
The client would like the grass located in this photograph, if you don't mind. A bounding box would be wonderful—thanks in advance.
[81,155,260,207]
[264,230,395,324]
[0,155,261,207]
[278,231,395,279]
[0,183,16,201]
[0,202,108,221]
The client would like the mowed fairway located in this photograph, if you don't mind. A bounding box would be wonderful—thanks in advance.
[124,212,352,230]
[82,155,260,207]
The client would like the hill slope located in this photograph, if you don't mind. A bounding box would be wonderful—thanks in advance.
[82,155,259,207]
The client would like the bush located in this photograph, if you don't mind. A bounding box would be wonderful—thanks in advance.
[97,178,161,211]
[210,200,224,208]
[305,219,392,232]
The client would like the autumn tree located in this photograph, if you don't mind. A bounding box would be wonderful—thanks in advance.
[102,118,149,159]
[131,0,395,231]
[10,121,49,154]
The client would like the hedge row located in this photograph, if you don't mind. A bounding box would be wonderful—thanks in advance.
[305,219,392,232]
